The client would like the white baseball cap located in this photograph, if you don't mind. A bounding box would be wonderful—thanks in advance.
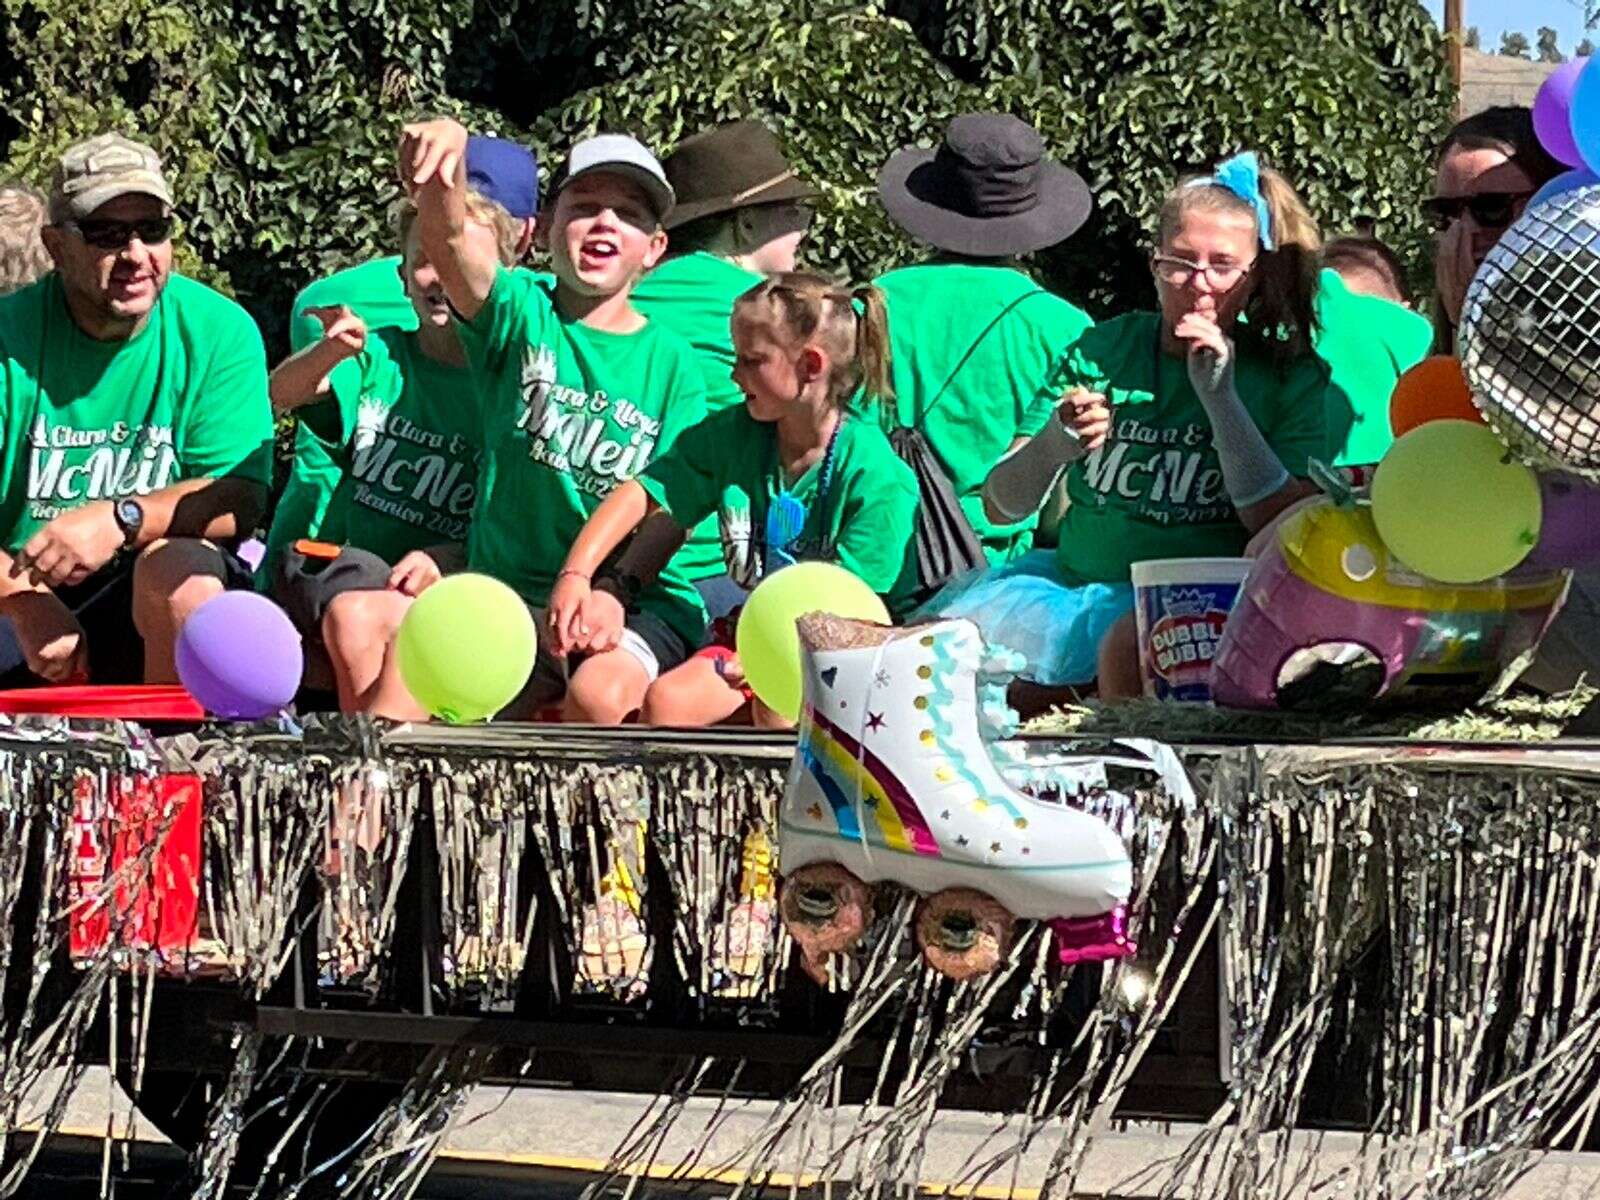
[556,134,675,223]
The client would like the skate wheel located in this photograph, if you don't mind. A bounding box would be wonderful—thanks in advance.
[915,889,1014,981]
[779,863,873,984]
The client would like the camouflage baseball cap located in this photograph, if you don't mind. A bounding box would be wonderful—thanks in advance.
[49,133,174,224]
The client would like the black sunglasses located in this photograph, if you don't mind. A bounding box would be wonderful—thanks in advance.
[63,216,176,250]
[1421,192,1530,233]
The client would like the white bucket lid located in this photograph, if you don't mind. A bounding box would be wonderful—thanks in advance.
[1129,557,1254,589]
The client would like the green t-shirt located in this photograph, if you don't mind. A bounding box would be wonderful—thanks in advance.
[637,408,919,612]
[632,252,757,412]
[874,262,1093,565]
[268,257,421,577]
[1312,269,1432,469]
[458,267,710,646]
[289,257,418,354]
[289,328,481,563]
[632,251,763,582]
[0,273,273,553]
[1051,312,1331,586]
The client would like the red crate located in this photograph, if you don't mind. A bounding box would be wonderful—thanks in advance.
[68,773,201,961]
[0,684,203,721]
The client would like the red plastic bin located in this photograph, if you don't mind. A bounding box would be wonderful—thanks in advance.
[0,687,207,962]
[0,684,204,722]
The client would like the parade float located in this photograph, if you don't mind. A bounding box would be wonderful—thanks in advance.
[3,52,1600,1200]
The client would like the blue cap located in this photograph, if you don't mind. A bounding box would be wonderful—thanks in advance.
[465,136,539,220]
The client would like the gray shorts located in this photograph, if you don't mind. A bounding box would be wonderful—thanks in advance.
[273,545,392,634]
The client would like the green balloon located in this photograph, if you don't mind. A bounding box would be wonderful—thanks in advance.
[1371,420,1541,584]
[397,573,537,723]
[736,562,890,721]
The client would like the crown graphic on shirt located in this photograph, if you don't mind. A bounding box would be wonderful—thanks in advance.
[353,394,387,452]
[522,345,557,388]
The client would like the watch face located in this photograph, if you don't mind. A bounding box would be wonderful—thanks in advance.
[116,499,143,532]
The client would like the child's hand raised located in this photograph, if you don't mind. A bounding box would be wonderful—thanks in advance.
[1175,312,1236,399]
[1060,388,1110,451]
[399,120,469,194]
[303,305,367,360]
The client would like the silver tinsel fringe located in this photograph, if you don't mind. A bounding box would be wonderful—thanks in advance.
[6,720,1600,1198]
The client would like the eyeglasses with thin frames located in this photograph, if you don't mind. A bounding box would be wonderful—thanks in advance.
[1151,254,1256,290]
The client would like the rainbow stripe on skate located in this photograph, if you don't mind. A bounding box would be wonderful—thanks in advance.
[800,709,940,857]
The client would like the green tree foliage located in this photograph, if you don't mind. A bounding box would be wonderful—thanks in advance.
[0,0,232,289]
[1579,37,1596,58]
[1465,25,1481,50]
[1537,27,1562,63]
[0,0,1452,336]
[881,0,1452,308]
[1500,31,1532,59]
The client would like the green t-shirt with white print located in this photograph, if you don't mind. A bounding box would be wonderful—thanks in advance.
[456,267,711,647]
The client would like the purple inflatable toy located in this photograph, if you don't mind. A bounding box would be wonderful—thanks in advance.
[175,592,304,720]
[1211,500,1568,712]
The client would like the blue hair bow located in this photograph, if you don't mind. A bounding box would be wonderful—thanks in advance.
[1188,152,1275,250]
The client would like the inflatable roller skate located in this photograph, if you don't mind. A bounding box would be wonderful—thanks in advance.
[777,614,1135,983]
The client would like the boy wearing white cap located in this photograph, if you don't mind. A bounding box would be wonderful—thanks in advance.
[381,119,707,723]
[0,133,272,686]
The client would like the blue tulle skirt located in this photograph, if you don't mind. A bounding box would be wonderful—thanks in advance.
[913,551,1135,686]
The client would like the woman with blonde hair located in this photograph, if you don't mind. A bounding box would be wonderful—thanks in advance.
[936,152,1334,698]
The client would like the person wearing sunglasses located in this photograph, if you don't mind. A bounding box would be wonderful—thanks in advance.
[931,153,1330,703]
[551,272,918,729]
[0,134,272,688]
[1428,107,1562,354]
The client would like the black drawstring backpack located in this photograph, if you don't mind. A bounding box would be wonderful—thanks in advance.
[891,288,1048,605]
[889,425,988,604]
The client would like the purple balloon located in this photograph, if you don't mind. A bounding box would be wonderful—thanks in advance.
[1529,472,1600,570]
[1534,58,1590,169]
[175,592,304,719]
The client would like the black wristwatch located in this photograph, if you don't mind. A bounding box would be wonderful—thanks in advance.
[113,497,145,547]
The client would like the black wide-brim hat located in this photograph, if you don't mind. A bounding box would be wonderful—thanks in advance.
[878,113,1092,258]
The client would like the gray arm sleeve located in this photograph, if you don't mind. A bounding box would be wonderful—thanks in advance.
[1189,348,1289,510]
[982,412,1087,525]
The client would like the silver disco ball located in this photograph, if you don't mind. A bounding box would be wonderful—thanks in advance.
[1460,183,1600,478]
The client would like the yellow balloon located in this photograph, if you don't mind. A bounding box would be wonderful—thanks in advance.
[736,563,890,720]
[1370,420,1541,584]
[397,573,537,723]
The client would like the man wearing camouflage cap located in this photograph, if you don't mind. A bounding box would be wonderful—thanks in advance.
[0,133,274,685]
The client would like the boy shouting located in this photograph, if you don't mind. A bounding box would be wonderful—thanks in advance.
[383,119,707,722]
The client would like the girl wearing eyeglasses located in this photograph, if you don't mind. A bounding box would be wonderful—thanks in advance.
[1428,107,1561,354]
[551,272,919,727]
[934,153,1331,701]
